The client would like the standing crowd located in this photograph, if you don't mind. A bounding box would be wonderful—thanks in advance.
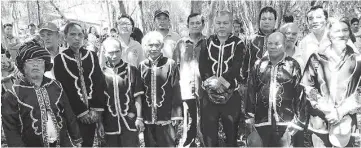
[1,5,361,147]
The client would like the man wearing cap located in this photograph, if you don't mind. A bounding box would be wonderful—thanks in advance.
[39,22,66,79]
[2,41,83,147]
[154,9,181,58]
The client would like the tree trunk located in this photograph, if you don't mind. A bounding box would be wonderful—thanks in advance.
[206,1,217,36]
[36,0,41,25]
[106,0,112,28]
[191,1,202,14]
[118,0,126,15]
[27,1,31,24]
[138,0,146,32]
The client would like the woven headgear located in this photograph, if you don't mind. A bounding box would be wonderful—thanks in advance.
[15,39,52,74]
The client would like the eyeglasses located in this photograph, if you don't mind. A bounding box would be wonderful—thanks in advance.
[117,23,132,27]
[25,59,45,64]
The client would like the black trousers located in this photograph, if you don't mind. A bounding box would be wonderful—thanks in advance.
[104,130,139,147]
[77,120,96,147]
[183,99,198,146]
[143,123,176,147]
[255,126,304,147]
[201,91,242,147]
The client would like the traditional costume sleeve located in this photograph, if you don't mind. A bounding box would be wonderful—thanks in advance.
[130,66,144,114]
[199,39,213,82]
[170,62,183,120]
[336,78,361,117]
[1,91,25,147]
[219,41,246,88]
[56,81,83,145]
[89,51,106,112]
[54,54,89,117]
[290,61,309,130]
[242,37,253,84]
[300,54,330,114]
[245,61,258,119]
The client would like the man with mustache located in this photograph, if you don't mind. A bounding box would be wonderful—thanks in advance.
[246,32,307,147]
[199,10,246,147]
[53,22,106,147]
[153,9,181,58]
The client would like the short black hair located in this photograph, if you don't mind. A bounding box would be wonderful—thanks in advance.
[233,19,242,26]
[130,27,143,44]
[307,5,328,22]
[283,15,294,23]
[259,7,277,23]
[110,28,117,33]
[351,18,359,24]
[28,23,36,28]
[117,14,135,29]
[187,13,205,25]
[63,22,84,35]
[3,23,12,29]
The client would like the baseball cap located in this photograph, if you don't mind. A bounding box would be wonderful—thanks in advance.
[154,9,170,19]
[40,22,59,32]
[329,115,352,147]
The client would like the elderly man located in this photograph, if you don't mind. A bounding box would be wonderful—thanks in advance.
[53,22,106,147]
[137,31,183,147]
[246,32,307,147]
[199,10,246,147]
[264,23,304,71]
[2,41,82,147]
[301,18,361,147]
[153,9,181,58]
[100,38,144,147]
[173,13,207,147]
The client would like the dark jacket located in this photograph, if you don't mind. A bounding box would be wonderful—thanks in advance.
[54,47,106,118]
[2,77,82,147]
[102,60,143,134]
[247,55,308,129]
[137,55,183,124]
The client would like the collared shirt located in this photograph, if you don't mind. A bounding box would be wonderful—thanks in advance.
[298,32,359,70]
[301,45,361,134]
[161,30,181,58]
[173,35,206,100]
[120,38,144,67]
[247,54,306,129]
[44,46,66,79]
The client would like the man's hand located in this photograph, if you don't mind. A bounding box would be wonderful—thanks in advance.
[172,120,181,127]
[89,110,100,123]
[79,113,92,124]
[75,143,82,147]
[96,121,105,139]
[325,109,340,125]
[279,131,292,147]
[127,112,136,119]
[135,118,145,132]
[238,85,247,96]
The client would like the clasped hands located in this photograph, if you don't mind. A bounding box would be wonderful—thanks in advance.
[203,76,227,93]
[79,110,101,124]
[317,103,344,125]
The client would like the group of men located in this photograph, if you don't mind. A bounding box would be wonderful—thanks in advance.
[1,5,361,148]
